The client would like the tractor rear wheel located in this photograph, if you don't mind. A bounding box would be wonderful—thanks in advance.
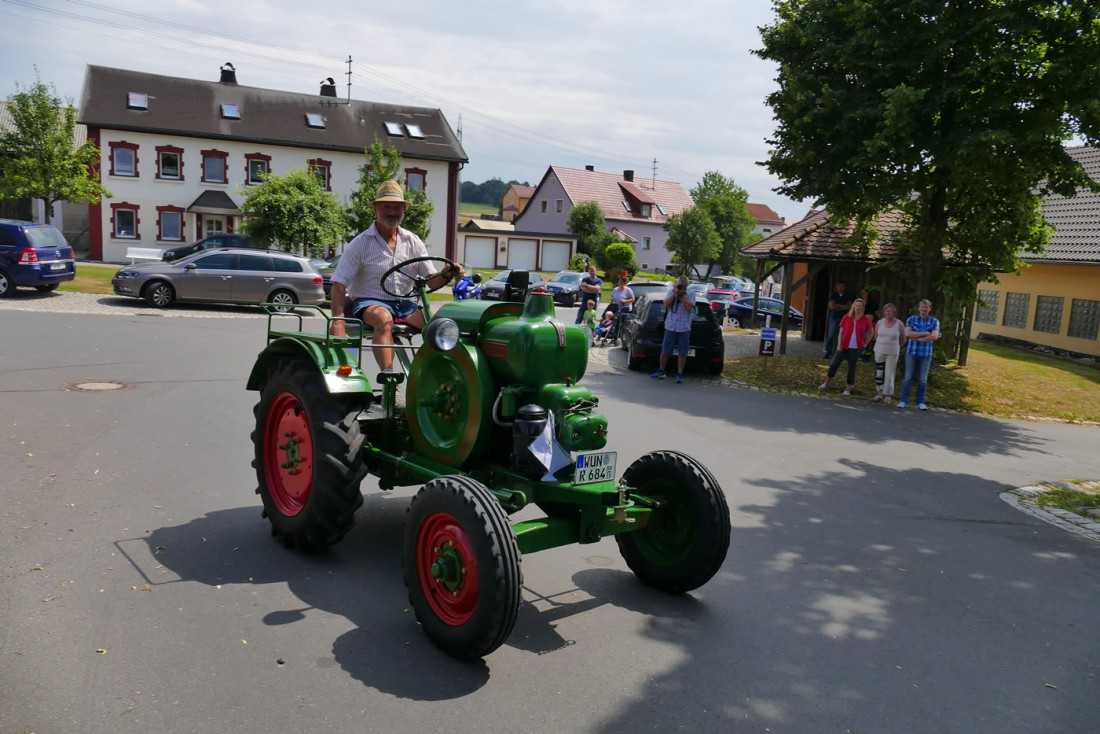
[252,358,367,551]
[616,450,730,593]
[404,475,522,659]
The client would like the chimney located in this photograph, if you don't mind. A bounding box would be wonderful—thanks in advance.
[623,170,634,181]
[320,77,337,97]
[219,63,238,85]
[585,165,595,172]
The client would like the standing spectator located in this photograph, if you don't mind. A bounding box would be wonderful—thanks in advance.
[898,299,940,410]
[859,287,880,362]
[610,275,635,313]
[871,303,905,404]
[818,298,873,396]
[575,265,603,324]
[651,275,695,384]
[823,280,853,359]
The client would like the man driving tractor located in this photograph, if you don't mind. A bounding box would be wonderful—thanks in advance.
[328,180,463,371]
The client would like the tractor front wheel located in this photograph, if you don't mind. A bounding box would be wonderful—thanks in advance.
[616,450,730,593]
[404,475,522,659]
[252,359,367,550]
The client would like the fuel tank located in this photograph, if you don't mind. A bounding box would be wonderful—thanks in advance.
[478,294,588,388]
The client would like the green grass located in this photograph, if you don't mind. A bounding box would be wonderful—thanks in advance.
[725,340,1100,422]
[1033,482,1100,513]
[61,262,118,295]
[458,202,500,225]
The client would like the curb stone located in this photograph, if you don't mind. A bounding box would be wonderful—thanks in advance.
[1001,482,1100,542]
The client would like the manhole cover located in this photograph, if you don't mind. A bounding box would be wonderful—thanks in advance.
[65,381,133,392]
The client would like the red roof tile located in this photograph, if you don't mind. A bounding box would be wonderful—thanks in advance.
[742,209,913,262]
[551,166,694,223]
[747,203,784,225]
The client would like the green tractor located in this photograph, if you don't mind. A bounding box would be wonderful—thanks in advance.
[246,257,730,659]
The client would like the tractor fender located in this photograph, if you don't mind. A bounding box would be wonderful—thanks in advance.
[246,337,373,397]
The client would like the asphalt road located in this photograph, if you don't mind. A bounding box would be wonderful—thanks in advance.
[1,304,1098,734]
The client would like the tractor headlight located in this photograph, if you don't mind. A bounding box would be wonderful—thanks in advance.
[426,318,460,351]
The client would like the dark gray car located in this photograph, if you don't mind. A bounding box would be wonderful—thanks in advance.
[161,233,255,262]
[112,248,325,311]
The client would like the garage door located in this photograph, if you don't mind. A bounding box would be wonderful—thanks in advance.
[507,238,537,270]
[462,236,496,269]
[542,240,570,272]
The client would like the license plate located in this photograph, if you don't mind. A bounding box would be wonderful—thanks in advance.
[673,347,696,357]
[50,263,66,271]
[574,451,617,485]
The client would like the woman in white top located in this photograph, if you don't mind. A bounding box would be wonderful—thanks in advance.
[872,303,905,403]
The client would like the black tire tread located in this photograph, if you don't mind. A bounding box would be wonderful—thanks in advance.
[616,450,730,594]
[251,359,367,551]
[403,475,522,659]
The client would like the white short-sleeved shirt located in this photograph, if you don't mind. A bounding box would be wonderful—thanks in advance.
[331,224,437,299]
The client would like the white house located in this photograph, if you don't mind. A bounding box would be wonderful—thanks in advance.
[78,64,467,262]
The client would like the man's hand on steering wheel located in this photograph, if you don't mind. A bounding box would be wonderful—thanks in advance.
[380,256,461,298]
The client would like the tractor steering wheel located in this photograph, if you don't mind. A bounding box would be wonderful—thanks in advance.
[380,256,458,298]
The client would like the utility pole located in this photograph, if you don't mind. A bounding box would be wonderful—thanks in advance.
[345,55,353,104]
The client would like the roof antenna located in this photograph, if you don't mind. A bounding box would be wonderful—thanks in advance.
[345,55,353,104]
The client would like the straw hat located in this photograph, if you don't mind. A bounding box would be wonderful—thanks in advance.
[372,180,409,207]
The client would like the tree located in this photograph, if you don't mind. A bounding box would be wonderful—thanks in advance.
[0,76,110,223]
[755,1,1100,301]
[690,171,757,277]
[347,139,434,241]
[601,242,637,282]
[239,169,347,258]
[663,207,721,277]
[567,201,607,256]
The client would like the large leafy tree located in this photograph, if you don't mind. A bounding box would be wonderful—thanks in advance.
[567,201,606,255]
[690,171,758,276]
[755,0,1100,297]
[663,207,722,277]
[347,139,434,241]
[239,169,347,258]
[0,76,110,223]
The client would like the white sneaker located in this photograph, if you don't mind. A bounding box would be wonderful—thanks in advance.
[842,387,852,396]
[872,394,884,402]
[883,397,891,406]
[897,401,907,409]
[818,383,828,391]
[918,403,928,411]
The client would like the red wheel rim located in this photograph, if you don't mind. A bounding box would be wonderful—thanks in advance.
[263,391,314,516]
[417,512,479,626]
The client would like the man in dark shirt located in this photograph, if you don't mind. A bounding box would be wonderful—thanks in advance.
[575,265,603,324]
[823,280,852,359]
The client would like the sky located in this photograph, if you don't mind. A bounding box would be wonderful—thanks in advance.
[0,0,808,223]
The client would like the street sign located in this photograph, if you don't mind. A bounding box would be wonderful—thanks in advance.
[759,327,777,357]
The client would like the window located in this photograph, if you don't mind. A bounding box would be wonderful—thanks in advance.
[406,168,426,192]
[238,254,274,272]
[155,145,184,180]
[127,92,148,110]
[406,123,424,138]
[540,201,547,213]
[221,103,240,119]
[384,121,404,136]
[762,228,772,234]
[110,202,139,239]
[643,236,651,251]
[109,141,139,177]
[1033,295,1063,334]
[194,253,236,270]
[975,289,999,324]
[273,257,304,273]
[621,201,631,211]
[245,153,272,185]
[305,113,325,129]
[308,158,332,191]
[202,149,228,183]
[1067,298,1100,340]
[640,204,652,218]
[156,206,184,241]
[555,199,563,213]
[1002,292,1029,329]
[655,203,667,216]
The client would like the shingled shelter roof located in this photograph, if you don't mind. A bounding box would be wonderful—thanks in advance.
[742,208,913,262]
[1034,145,1100,263]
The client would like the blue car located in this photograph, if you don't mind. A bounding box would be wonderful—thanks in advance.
[0,219,76,297]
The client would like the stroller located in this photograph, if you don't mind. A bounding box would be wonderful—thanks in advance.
[595,302,629,347]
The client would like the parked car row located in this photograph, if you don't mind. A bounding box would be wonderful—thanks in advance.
[0,219,76,297]
[618,293,725,375]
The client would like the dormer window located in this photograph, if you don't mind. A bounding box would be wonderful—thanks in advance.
[655,203,667,216]
[406,123,424,138]
[221,104,240,119]
[622,201,631,211]
[384,121,404,136]
[641,204,652,218]
[305,113,325,129]
[127,92,148,110]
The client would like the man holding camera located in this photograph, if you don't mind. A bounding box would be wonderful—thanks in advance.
[651,275,696,384]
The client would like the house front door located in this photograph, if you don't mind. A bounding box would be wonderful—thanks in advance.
[205,216,226,236]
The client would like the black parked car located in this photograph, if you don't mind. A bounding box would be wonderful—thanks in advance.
[619,294,725,374]
[541,270,585,306]
[480,269,545,300]
[161,233,255,262]
[725,296,804,329]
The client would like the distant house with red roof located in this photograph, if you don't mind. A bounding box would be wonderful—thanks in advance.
[748,203,785,238]
[501,184,535,222]
[514,165,695,273]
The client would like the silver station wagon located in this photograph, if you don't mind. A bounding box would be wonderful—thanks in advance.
[112,248,325,311]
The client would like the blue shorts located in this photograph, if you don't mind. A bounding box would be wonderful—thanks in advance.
[662,329,691,356]
[349,297,418,320]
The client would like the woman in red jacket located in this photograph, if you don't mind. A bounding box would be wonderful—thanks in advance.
[818,298,874,396]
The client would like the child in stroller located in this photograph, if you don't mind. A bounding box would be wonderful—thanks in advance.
[594,302,627,346]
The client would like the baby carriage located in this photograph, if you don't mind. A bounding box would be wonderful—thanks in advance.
[595,302,628,347]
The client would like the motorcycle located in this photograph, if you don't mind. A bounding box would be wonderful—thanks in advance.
[452,273,483,300]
